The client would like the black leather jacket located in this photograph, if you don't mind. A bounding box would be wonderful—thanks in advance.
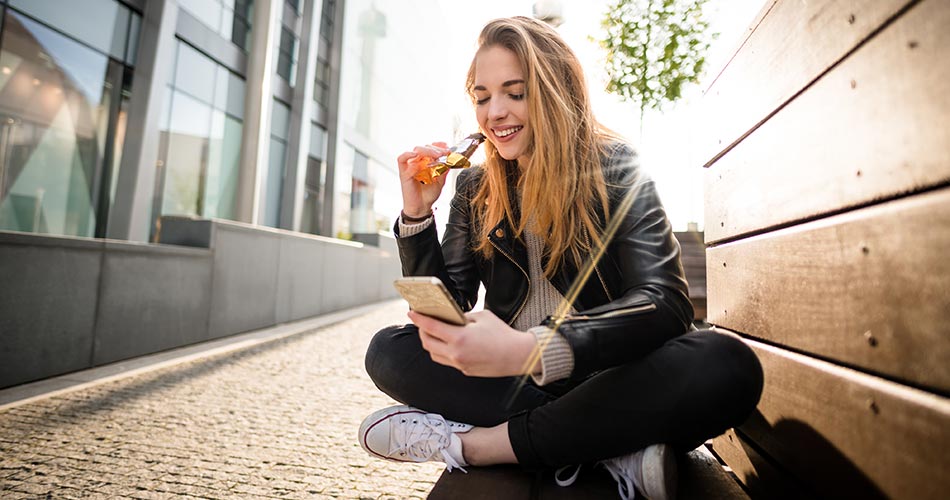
[395,141,693,379]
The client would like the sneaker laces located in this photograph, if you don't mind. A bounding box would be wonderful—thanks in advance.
[555,464,583,487]
[600,453,642,500]
[391,413,466,472]
[554,452,643,500]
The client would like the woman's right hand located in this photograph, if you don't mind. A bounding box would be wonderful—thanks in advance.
[398,142,450,218]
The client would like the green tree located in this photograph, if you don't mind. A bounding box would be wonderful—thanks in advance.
[599,0,716,131]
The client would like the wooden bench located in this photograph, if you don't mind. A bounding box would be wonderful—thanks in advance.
[429,445,748,499]
[698,0,950,498]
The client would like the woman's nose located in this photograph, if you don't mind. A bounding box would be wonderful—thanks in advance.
[488,100,508,121]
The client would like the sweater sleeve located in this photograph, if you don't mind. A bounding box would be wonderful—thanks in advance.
[397,215,434,237]
[528,325,575,385]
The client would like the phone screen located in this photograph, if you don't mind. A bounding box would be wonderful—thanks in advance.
[393,277,467,325]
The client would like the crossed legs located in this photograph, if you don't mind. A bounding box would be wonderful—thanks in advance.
[364,323,763,468]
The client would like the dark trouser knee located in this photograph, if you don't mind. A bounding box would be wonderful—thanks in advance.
[364,323,419,401]
[363,323,553,426]
[693,329,764,426]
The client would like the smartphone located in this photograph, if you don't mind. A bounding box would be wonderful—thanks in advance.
[393,276,467,326]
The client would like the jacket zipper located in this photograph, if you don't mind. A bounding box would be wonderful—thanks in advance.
[593,263,613,302]
[489,239,531,325]
[583,228,614,301]
[564,302,655,321]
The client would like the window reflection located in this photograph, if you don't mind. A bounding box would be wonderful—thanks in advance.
[301,124,326,235]
[156,41,244,227]
[179,0,254,52]
[9,0,139,64]
[313,0,336,118]
[277,26,298,84]
[333,143,353,239]
[350,150,373,234]
[0,10,129,237]
[162,91,211,217]
[262,99,290,227]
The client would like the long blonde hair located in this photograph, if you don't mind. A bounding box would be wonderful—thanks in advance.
[467,17,615,277]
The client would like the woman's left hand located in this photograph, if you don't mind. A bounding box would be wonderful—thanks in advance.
[409,310,541,378]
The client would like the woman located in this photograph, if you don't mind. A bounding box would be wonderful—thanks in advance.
[359,16,762,500]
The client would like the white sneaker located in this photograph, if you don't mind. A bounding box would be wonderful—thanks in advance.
[600,444,677,500]
[358,405,473,472]
[555,444,677,499]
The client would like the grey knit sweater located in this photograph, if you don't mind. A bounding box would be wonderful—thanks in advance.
[399,216,575,385]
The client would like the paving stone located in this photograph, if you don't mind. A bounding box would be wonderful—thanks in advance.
[0,302,443,498]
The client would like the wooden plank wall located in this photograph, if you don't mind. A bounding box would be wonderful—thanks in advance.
[699,0,950,498]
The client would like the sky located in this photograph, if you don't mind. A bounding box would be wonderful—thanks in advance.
[428,0,767,231]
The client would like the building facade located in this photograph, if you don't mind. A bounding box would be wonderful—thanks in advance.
[0,0,497,247]
[0,0,388,243]
[0,0,471,388]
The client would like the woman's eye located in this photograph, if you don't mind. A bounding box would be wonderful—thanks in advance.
[475,97,489,105]
[510,93,524,101]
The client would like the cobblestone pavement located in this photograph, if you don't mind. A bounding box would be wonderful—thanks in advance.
[0,301,445,499]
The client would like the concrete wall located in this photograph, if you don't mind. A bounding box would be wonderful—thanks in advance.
[159,217,401,335]
[0,219,401,389]
[0,232,102,389]
[93,241,213,365]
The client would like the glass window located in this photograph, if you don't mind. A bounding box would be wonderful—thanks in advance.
[332,143,353,239]
[313,53,330,117]
[161,91,211,216]
[178,0,223,33]
[232,0,253,51]
[320,0,336,43]
[108,67,134,212]
[212,65,246,119]
[174,43,216,104]
[179,0,254,52]
[309,123,327,160]
[219,5,234,41]
[263,138,285,227]
[126,12,142,66]
[261,99,290,227]
[213,65,229,112]
[0,10,127,237]
[156,40,245,224]
[300,157,324,236]
[204,111,242,219]
[225,72,246,119]
[314,0,335,112]
[270,99,290,140]
[349,149,374,234]
[372,157,399,234]
[302,123,326,236]
[109,6,131,60]
[335,0,459,238]
[9,0,134,63]
[277,26,297,84]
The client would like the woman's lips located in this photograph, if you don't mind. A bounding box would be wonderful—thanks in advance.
[493,125,523,142]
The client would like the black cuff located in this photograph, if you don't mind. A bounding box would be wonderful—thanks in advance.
[400,210,433,223]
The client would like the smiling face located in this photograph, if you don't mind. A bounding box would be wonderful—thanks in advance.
[472,46,530,165]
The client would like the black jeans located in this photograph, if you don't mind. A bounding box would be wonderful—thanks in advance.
[364,324,763,469]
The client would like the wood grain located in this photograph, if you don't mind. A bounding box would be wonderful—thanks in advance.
[697,0,914,168]
[707,187,950,393]
[725,334,950,500]
[703,0,950,243]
